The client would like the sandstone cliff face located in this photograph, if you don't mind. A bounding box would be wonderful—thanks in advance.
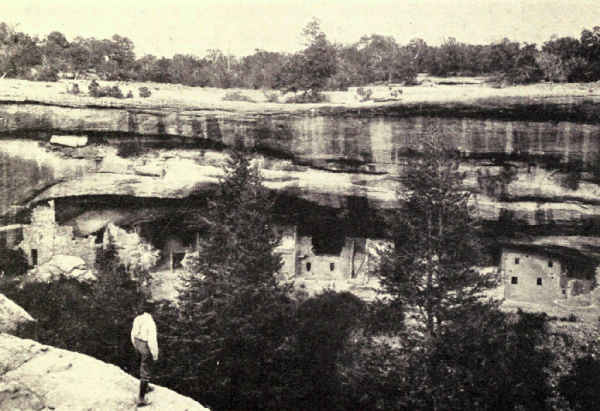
[1,83,600,254]
[0,333,209,411]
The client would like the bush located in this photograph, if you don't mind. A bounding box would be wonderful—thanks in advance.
[67,83,80,95]
[284,90,329,103]
[33,65,59,82]
[0,247,29,277]
[356,87,373,102]
[107,85,124,98]
[263,90,281,103]
[222,91,256,103]
[88,79,100,96]
[88,80,125,98]
[559,355,600,410]
[284,291,366,409]
[138,86,151,98]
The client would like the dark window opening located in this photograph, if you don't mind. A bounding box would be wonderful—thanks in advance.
[537,278,543,286]
[172,252,186,270]
[548,260,553,268]
[306,262,311,272]
[311,219,345,255]
[94,228,105,244]
[514,257,520,265]
[31,249,38,266]
[511,276,518,284]
[562,289,566,295]
[330,262,335,271]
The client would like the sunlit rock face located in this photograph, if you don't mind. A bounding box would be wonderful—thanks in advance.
[1,96,600,259]
[0,333,209,410]
[1,102,600,171]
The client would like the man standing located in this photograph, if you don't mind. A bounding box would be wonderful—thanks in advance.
[131,302,159,407]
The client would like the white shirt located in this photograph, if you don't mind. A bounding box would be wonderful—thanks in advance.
[131,312,159,360]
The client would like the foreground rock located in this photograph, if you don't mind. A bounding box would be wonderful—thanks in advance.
[0,333,209,410]
[0,294,34,333]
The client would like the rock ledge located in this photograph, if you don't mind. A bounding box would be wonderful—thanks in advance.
[0,333,209,410]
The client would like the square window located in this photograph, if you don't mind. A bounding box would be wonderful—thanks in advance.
[514,257,520,265]
[330,262,335,271]
[548,260,553,268]
[511,276,518,284]
[537,278,543,286]
[306,262,311,272]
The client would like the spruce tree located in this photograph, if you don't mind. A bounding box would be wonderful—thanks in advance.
[173,149,292,410]
[376,134,496,339]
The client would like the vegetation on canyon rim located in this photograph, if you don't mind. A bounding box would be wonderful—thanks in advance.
[2,19,600,94]
[1,144,600,410]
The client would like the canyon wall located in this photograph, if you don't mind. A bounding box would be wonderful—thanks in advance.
[1,90,600,264]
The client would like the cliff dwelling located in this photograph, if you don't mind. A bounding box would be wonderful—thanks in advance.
[501,245,598,305]
[19,201,97,268]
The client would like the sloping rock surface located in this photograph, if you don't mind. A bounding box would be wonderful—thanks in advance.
[0,294,34,333]
[0,333,209,411]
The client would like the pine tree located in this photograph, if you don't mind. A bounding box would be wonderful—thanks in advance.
[171,149,292,410]
[376,134,496,339]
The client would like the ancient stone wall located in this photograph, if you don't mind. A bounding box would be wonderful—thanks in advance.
[274,226,297,279]
[19,201,96,268]
[294,235,367,281]
[502,248,562,304]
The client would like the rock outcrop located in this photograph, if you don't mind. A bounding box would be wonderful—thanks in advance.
[0,294,34,334]
[1,79,600,259]
[0,333,209,410]
[26,255,96,284]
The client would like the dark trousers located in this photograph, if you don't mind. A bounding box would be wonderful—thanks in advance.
[133,337,152,381]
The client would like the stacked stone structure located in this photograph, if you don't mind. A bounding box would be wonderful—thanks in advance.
[19,201,96,268]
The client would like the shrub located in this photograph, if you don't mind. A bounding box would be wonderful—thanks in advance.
[88,80,125,98]
[107,85,124,98]
[559,313,578,322]
[33,65,59,82]
[558,355,600,410]
[222,91,256,103]
[138,86,151,98]
[285,291,366,409]
[67,83,80,95]
[284,90,329,103]
[88,79,100,96]
[263,90,281,103]
[356,87,373,102]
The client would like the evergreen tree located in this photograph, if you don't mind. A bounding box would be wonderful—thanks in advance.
[170,149,293,410]
[376,134,496,339]
[372,135,556,410]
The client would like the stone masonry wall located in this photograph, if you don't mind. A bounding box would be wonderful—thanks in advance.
[502,248,562,304]
[19,201,96,268]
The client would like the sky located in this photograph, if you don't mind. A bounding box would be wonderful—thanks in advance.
[1,0,599,58]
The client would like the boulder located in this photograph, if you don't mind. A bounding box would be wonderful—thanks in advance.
[0,333,210,410]
[49,135,88,148]
[0,294,34,333]
[27,255,96,283]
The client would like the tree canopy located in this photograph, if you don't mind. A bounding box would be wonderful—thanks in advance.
[3,19,600,87]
